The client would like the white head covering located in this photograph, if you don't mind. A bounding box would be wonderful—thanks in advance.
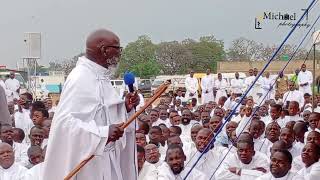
[0,86,10,125]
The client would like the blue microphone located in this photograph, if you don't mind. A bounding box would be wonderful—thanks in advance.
[124,72,135,93]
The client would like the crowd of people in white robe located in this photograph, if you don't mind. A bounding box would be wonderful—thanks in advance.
[136,65,320,180]
[0,72,56,180]
[0,63,320,180]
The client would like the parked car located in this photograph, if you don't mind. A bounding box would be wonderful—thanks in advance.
[138,79,152,96]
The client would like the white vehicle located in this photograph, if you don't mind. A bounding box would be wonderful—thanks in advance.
[151,75,186,94]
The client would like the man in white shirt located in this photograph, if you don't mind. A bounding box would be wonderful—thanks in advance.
[25,146,43,169]
[4,72,20,102]
[215,73,228,103]
[292,131,320,173]
[293,143,320,180]
[157,144,208,180]
[259,122,281,155]
[188,128,226,179]
[185,70,199,102]
[231,72,244,96]
[179,109,194,144]
[215,140,269,180]
[0,124,28,166]
[283,81,304,109]
[201,69,214,104]
[280,128,300,158]
[297,64,313,95]
[282,101,303,126]
[256,150,295,180]
[139,144,163,180]
[261,72,275,102]
[14,93,34,144]
[245,69,255,91]
[0,142,27,180]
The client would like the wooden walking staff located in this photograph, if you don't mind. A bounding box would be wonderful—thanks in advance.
[64,81,171,180]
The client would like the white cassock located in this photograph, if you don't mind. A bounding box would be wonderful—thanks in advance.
[236,116,251,137]
[253,137,265,152]
[292,156,304,173]
[25,162,44,180]
[153,118,171,127]
[297,70,313,95]
[287,144,301,158]
[215,79,228,103]
[293,161,320,180]
[187,146,226,179]
[0,86,11,125]
[215,151,269,180]
[13,142,28,167]
[257,138,273,155]
[42,57,137,180]
[245,76,255,90]
[256,171,295,180]
[230,78,244,95]
[0,80,6,91]
[179,123,193,144]
[0,163,27,180]
[5,78,20,101]
[138,161,163,180]
[14,109,33,145]
[157,162,208,180]
[282,90,304,109]
[280,115,303,128]
[260,77,275,103]
[201,75,214,104]
[0,80,10,100]
[185,76,199,101]
[137,93,145,110]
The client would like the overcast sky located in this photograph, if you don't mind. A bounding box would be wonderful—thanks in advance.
[0,0,319,68]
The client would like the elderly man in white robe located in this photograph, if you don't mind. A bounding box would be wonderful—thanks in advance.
[215,140,269,180]
[42,29,139,180]
[0,142,27,180]
[215,73,228,103]
[297,64,313,95]
[201,69,214,104]
[185,70,199,102]
[4,72,20,102]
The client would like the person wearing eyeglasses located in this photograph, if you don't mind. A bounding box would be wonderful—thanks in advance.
[42,29,139,180]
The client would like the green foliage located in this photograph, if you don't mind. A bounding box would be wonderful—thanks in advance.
[184,35,225,73]
[117,35,157,77]
[117,35,226,77]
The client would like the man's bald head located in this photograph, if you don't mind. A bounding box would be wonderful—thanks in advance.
[0,142,14,169]
[85,29,121,69]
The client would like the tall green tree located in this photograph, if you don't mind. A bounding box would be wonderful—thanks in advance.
[117,35,158,78]
[183,35,225,73]
[155,41,193,75]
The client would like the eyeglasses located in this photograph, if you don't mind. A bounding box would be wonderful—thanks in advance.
[106,45,123,52]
